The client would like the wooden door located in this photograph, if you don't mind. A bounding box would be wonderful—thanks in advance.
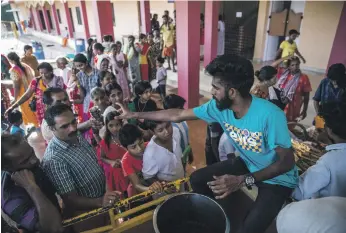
[268,8,287,36]
[286,10,303,36]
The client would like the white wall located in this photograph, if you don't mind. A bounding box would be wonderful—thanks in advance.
[85,0,97,38]
[289,0,306,45]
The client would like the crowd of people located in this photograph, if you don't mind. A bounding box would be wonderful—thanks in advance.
[1,12,346,233]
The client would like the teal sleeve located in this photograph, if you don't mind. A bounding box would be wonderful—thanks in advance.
[192,100,219,124]
[266,109,292,150]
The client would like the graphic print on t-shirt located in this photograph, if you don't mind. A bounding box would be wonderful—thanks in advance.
[224,122,263,153]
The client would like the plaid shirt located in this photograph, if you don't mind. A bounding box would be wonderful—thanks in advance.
[76,68,100,112]
[313,78,345,104]
[42,135,105,198]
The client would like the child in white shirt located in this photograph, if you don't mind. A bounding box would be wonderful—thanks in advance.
[156,56,167,99]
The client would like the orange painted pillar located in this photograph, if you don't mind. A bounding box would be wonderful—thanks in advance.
[80,0,90,39]
[51,4,61,35]
[63,2,74,39]
[92,0,114,42]
[42,6,51,33]
[176,1,201,108]
[204,0,220,68]
[140,0,151,34]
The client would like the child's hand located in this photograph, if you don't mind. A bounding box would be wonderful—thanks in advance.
[149,181,164,193]
[113,159,122,168]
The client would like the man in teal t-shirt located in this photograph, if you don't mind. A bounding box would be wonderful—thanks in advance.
[116,55,297,233]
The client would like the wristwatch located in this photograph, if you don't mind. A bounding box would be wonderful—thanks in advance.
[244,174,256,190]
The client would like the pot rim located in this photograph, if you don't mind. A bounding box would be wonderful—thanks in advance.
[153,192,231,233]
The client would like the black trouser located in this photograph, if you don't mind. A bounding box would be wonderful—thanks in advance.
[157,84,166,99]
[190,158,293,233]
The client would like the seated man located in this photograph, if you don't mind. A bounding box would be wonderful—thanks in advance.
[277,197,346,233]
[42,104,120,230]
[292,101,346,200]
[1,134,64,233]
[120,124,164,196]
[142,120,184,183]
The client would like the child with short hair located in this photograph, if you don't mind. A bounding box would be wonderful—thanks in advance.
[98,71,116,89]
[142,120,184,183]
[276,29,306,64]
[8,109,25,137]
[156,56,167,99]
[90,87,110,142]
[119,124,164,195]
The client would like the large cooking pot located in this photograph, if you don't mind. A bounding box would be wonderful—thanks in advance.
[153,193,230,233]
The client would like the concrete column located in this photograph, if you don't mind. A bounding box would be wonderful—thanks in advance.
[92,0,114,42]
[51,4,61,35]
[176,1,201,108]
[42,5,51,33]
[140,0,151,34]
[30,7,37,31]
[80,0,90,39]
[327,2,346,68]
[63,2,74,39]
[35,8,43,31]
[253,0,270,62]
[204,0,220,68]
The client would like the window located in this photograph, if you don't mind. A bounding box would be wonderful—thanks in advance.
[76,7,82,25]
[111,3,116,26]
[57,9,61,24]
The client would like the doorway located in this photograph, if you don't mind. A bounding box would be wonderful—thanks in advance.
[68,8,75,32]
[38,10,47,30]
[46,10,54,29]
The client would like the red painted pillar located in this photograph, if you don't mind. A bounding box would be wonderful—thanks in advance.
[327,3,346,68]
[63,2,74,39]
[51,4,61,35]
[35,8,43,31]
[30,7,37,30]
[80,0,90,39]
[140,0,151,34]
[204,0,220,68]
[176,1,201,108]
[42,6,51,33]
[92,0,114,42]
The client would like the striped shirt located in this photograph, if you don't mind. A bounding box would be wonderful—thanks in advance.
[76,68,100,112]
[42,135,105,198]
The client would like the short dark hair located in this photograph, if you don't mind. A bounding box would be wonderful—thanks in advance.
[134,81,152,96]
[73,53,88,63]
[145,120,164,131]
[255,66,278,82]
[37,62,53,72]
[1,133,22,169]
[128,35,135,41]
[289,29,300,36]
[163,94,186,109]
[157,56,165,64]
[94,43,105,52]
[105,82,123,97]
[90,87,106,99]
[98,70,116,82]
[43,87,67,105]
[24,45,33,52]
[87,37,94,45]
[103,35,109,42]
[287,56,301,66]
[119,124,143,148]
[44,103,73,127]
[327,63,345,81]
[7,109,22,124]
[205,55,254,98]
[139,33,146,40]
[321,98,346,139]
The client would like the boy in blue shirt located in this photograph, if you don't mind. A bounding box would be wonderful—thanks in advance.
[115,55,297,233]
[8,109,25,137]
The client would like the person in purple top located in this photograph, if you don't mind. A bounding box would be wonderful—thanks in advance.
[1,134,65,233]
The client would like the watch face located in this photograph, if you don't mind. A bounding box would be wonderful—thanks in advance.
[245,176,255,185]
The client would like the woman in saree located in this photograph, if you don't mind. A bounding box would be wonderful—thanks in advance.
[124,35,141,84]
[7,52,38,127]
[110,42,131,100]
[276,56,312,126]
[136,34,150,82]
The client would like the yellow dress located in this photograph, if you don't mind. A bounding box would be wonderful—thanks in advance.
[10,64,39,127]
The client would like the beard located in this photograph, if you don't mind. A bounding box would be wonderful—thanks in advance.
[213,95,233,111]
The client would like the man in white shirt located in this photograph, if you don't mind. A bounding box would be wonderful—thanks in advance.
[276,197,346,233]
[142,120,184,183]
[54,57,71,86]
[292,101,346,200]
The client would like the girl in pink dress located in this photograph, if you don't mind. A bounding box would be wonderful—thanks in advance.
[98,111,129,196]
[110,42,131,100]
